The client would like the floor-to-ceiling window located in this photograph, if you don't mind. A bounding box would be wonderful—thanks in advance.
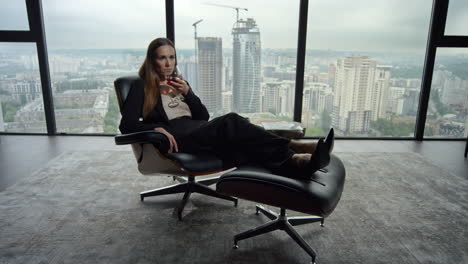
[174,0,299,122]
[0,1,47,133]
[2,0,466,139]
[424,48,468,138]
[423,0,468,138]
[303,0,432,137]
[41,0,165,134]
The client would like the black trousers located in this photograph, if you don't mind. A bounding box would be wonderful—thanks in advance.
[169,113,294,170]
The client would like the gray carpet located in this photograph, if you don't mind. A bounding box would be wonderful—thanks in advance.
[0,151,467,264]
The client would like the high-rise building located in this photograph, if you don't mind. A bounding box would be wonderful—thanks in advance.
[13,78,42,104]
[388,86,406,115]
[179,59,198,93]
[332,56,376,134]
[303,82,333,129]
[370,65,392,121]
[279,80,295,116]
[402,89,420,116]
[328,64,336,91]
[442,73,467,105]
[223,55,232,92]
[222,91,232,113]
[197,37,223,113]
[262,82,281,115]
[232,18,261,113]
[304,82,333,113]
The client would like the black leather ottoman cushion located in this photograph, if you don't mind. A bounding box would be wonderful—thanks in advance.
[216,154,346,217]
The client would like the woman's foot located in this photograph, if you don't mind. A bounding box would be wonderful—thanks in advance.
[288,139,317,154]
[288,153,312,169]
[288,128,334,155]
[287,138,330,175]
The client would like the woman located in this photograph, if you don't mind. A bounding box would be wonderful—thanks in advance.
[119,37,333,178]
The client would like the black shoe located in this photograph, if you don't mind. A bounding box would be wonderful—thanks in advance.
[309,138,331,174]
[324,128,334,154]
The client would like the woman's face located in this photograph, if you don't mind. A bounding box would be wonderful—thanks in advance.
[154,45,176,79]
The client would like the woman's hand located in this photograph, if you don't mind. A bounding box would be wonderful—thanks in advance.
[154,127,178,153]
[167,76,190,96]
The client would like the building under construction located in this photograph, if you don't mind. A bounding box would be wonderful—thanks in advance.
[232,18,261,113]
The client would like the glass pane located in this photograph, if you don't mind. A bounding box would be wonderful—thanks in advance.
[0,0,29,30]
[304,0,432,137]
[42,0,165,134]
[0,43,46,133]
[445,0,468,36]
[424,48,468,138]
[174,0,299,122]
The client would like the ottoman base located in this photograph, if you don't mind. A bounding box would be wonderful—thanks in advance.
[234,205,324,264]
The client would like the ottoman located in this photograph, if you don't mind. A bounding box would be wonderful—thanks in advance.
[216,154,346,263]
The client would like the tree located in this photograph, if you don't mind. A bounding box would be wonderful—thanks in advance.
[430,89,449,116]
[1,101,21,122]
[370,118,414,137]
[104,94,120,133]
[305,126,325,137]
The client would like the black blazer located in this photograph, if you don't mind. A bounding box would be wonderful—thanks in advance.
[119,78,209,135]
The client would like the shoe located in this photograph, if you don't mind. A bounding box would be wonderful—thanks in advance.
[324,128,334,154]
[308,138,331,174]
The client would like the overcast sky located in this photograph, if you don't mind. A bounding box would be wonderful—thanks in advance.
[1,0,468,53]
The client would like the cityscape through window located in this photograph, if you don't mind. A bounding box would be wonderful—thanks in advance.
[0,0,466,138]
[425,48,468,138]
[304,0,432,137]
[174,0,300,122]
[0,43,46,133]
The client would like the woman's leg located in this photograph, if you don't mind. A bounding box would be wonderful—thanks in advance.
[177,113,295,169]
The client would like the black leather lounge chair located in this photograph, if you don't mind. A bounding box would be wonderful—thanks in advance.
[216,153,346,263]
[113,76,237,220]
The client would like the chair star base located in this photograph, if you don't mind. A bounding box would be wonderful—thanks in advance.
[140,175,238,220]
[233,205,323,264]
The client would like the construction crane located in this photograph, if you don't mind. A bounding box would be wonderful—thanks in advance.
[192,19,203,40]
[192,19,203,88]
[192,19,203,56]
[203,2,248,22]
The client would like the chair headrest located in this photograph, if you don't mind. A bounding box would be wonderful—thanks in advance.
[114,76,142,112]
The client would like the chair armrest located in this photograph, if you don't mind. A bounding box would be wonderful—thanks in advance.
[114,131,169,152]
[115,131,232,174]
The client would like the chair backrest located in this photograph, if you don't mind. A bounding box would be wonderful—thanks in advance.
[113,76,182,176]
[114,75,142,113]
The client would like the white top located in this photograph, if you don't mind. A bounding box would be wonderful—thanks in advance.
[160,93,192,120]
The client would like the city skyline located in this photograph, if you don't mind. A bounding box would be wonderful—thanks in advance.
[1,46,466,137]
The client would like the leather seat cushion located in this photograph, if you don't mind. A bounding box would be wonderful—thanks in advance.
[166,152,227,175]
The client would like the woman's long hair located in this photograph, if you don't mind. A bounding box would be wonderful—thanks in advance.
[138,38,176,118]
